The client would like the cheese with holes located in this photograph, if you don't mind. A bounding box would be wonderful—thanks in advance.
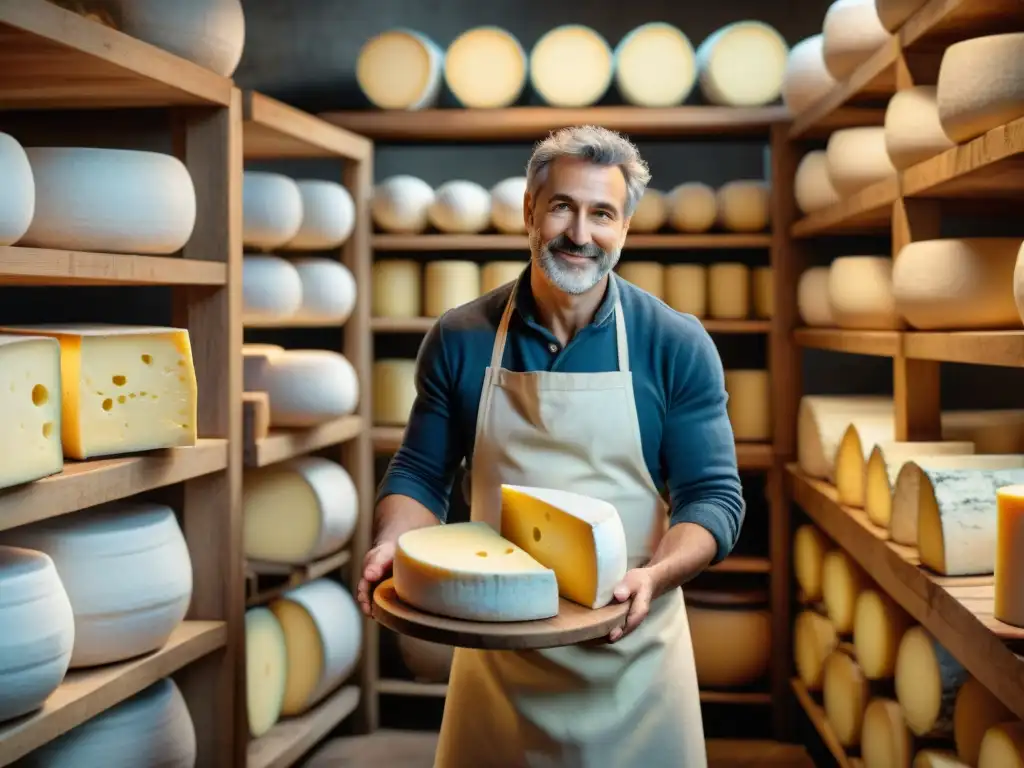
[716,180,770,232]
[372,175,435,234]
[995,485,1024,625]
[937,34,1024,144]
[822,549,868,634]
[708,263,750,319]
[242,171,303,251]
[797,395,891,479]
[242,254,303,322]
[885,86,955,169]
[293,258,357,322]
[245,607,287,738]
[373,359,418,425]
[481,262,527,294]
[665,264,707,316]
[725,369,770,441]
[356,29,443,110]
[794,524,830,601]
[822,0,892,80]
[269,579,362,716]
[530,25,613,107]
[753,267,773,318]
[795,150,841,214]
[0,132,34,246]
[954,675,1014,765]
[853,589,912,678]
[979,723,1024,768]
[794,610,838,690]
[428,180,491,234]
[243,457,358,564]
[393,521,560,621]
[248,349,359,428]
[696,21,788,107]
[372,259,422,318]
[826,127,897,197]
[614,22,696,107]
[862,698,913,768]
[424,261,481,316]
[914,751,971,768]
[0,324,197,460]
[895,626,967,737]
[667,183,717,233]
[797,267,836,326]
[287,180,355,251]
[823,648,871,746]
[444,26,526,109]
[631,189,668,233]
[0,546,74,721]
[489,177,527,234]
[828,256,900,330]
[618,262,664,299]
[687,589,771,688]
[835,414,900,507]
[876,0,929,31]
[782,35,837,114]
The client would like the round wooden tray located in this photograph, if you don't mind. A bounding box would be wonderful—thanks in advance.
[371,578,630,650]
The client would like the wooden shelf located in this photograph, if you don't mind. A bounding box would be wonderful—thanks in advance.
[372,233,772,251]
[794,328,902,357]
[795,327,1024,367]
[247,685,360,768]
[0,0,233,109]
[0,620,226,767]
[371,316,771,335]
[0,439,228,533]
[791,679,861,768]
[0,247,227,286]
[246,549,353,607]
[790,178,898,238]
[699,690,773,705]
[243,315,347,329]
[243,91,372,161]
[244,416,364,468]
[707,555,772,574]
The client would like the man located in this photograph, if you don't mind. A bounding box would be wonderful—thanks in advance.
[358,125,745,767]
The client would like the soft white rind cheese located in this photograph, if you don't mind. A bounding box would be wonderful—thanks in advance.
[795,151,842,214]
[937,34,1024,144]
[0,132,34,246]
[797,266,836,326]
[783,35,837,115]
[245,607,287,738]
[286,180,355,251]
[428,180,491,234]
[292,258,357,323]
[827,256,900,330]
[530,25,613,108]
[876,0,929,32]
[696,21,789,106]
[251,349,360,428]
[444,26,527,109]
[884,86,955,169]
[822,0,892,80]
[372,175,435,234]
[826,127,897,197]
[242,171,303,251]
[356,29,444,110]
[242,254,303,322]
[489,177,528,234]
[614,22,696,107]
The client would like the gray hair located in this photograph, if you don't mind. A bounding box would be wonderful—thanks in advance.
[525,125,651,217]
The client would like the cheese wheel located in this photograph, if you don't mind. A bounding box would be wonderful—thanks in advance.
[884,86,955,169]
[372,259,421,318]
[529,25,613,108]
[21,147,196,254]
[0,132,34,246]
[794,609,838,690]
[793,524,830,602]
[823,648,871,746]
[937,34,1024,144]
[686,589,771,688]
[292,258,357,322]
[617,262,664,299]
[242,171,303,251]
[269,579,363,716]
[954,675,1014,765]
[822,0,892,80]
[243,457,358,564]
[853,589,912,679]
[895,626,968,737]
[876,0,929,31]
[667,183,717,233]
[826,127,897,197]
[252,350,359,428]
[828,256,900,329]
[716,180,770,232]
[708,263,750,319]
[795,151,842,214]
[835,413,900,507]
[489,177,527,234]
[356,29,443,110]
[797,266,836,326]
[630,189,668,233]
[822,548,868,634]
[861,698,913,768]
[373,358,418,426]
[894,238,1021,330]
[696,21,789,107]
[481,261,527,294]
[242,254,303,322]
[428,180,491,234]
[782,35,837,115]
[979,723,1024,768]
[0,500,192,668]
[664,264,707,316]
[424,261,481,316]
[724,369,771,441]
[913,752,971,768]
[752,267,773,318]
[797,395,891,479]
[613,22,697,107]
[444,26,527,109]
[372,175,435,234]
[0,547,74,721]
[285,180,355,251]
[245,607,287,738]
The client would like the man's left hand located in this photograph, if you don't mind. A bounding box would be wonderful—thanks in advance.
[608,568,657,643]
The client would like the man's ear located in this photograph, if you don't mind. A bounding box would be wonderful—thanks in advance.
[619,216,632,249]
[523,191,533,230]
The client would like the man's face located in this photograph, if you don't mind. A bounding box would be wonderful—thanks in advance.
[525,157,630,295]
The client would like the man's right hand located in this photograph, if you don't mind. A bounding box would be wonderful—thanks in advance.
[357,539,396,616]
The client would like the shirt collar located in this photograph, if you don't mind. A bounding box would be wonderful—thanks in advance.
[513,263,619,328]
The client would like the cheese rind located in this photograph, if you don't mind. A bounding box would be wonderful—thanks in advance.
[373,359,418,426]
[254,349,360,428]
[617,262,664,299]
[444,26,527,109]
[242,171,303,251]
[995,484,1024,626]
[424,261,481,317]
[716,180,770,232]
[724,369,771,441]
[687,591,771,688]
[937,34,1024,144]
[954,674,1014,765]
[696,21,788,107]
[826,127,897,197]
[245,607,287,738]
[0,132,34,246]
[667,183,717,233]
[782,35,836,115]
[530,25,613,108]
[630,189,668,233]
[823,648,871,746]
[489,177,528,234]
[793,524,830,601]
[427,180,491,235]
[614,22,696,107]
[797,395,891,479]
[822,0,892,80]
[827,256,900,330]
[665,264,707,316]
[795,151,841,214]
[708,263,750,319]
[895,626,967,737]
[372,175,435,234]
[794,609,838,690]
[853,589,911,678]
[356,29,443,110]
[822,549,867,634]
[372,259,422,318]
[884,86,955,169]
[242,254,303,322]
[861,698,913,768]
[481,262,527,294]
[287,180,355,251]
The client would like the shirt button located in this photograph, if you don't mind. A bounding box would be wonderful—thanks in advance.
[548,343,558,354]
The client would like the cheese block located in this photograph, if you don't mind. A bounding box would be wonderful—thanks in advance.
[489,177,528,234]
[696,21,789,107]
[286,180,355,251]
[242,254,303,322]
[244,457,358,564]
[708,263,750,319]
[245,607,287,738]
[614,22,696,107]
[269,579,362,716]
[885,87,955,169]
[794,524,830,602]
[427,180,491,234]
[529,25,613,108]
[630,189,668,233]
[373,359,418,426]
[372,175,435,234]
[292,258,357,323]
[424,261,481,316]
[822,548,868,634]
[828,256,900,330]
[372,259,422,318]
[752,267,773,319]
[0,132,34,246]
[861,698,913,768]
[782,35,837,115]
[853,589,912,679]
[823,647,871,746]
[242,171,303,251]
[0,335,63,490]
[995,485,1024,626]
[716,180,770,232]
[21,147,196,254]
[0,324,197,460]
[724,369,771,441]
[797,266,836,326]
[481,261,527,294]
[795,151,842,214]
[665,264,707,316]
[826,127,897,197]
[822,0,892,80]
[249,349,359,428]
[797,395,891,479]
[895,626,968,737]
[913,752,971,768]
[617,262,664,299]
[444,26,527,109]
[794,609,838,690]
[876,0,929,31]
[356,29,443,110]
[393,521,560,621]
[667,183,717,233]
[686,589,771,688]
[0,500,193,667]
[979,723,1024,768]
[937,34,1024,144]
[834,414,902,507]
[0,546,74,721]
[954,675,1014,765]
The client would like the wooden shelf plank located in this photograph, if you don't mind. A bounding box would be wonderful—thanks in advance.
[707,555,772,574]
[791,679,857,768]
[244,416,364,468]
[794,328,902,357]
[899,0,1024,49]
[903,331,1024,367]
[371,317,771,335]
[0,439,228,533]
[0,0,232,109]
[244,315,346,329]
[372,233,772,251]
[247,685,360,768]
[243,91,372,161]
[0,620,226,767]
[246,549,353,607]
[699,690,773,705]
[790,177,898,237]
[0,247,227,286]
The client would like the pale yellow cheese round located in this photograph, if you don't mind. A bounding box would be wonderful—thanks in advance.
[614,22,696,107]
[797,266,835,327]
[664,264,706,316]
[372,259,421,319]
[895,626,967,737]
[826,127,897,197]
[937,34,1024,144]
[794,609,838,690]
[823,0,893,80]
[356,29,443,110]
[630,189,668,233]
[861,697,913,768]
[853,589,912,679]
[529,25,613,107]
[617,262,664,299]
[717,180,770,232]
[245,607,287,738]
[424,260,481,316]
[978,722,1024,768]
[444,26,526,109]
[373,359,418,426]
[752,266,773,318]
[795,150,841,214]
[822,548,867,633]
[696,21,789,107]
[687,592,772,688]
[793,524,830,602]
[828,256,900,330]
[481,261,527,294]
[783,35,837,115]
[885,86,955,169]
[708,263,750,319]
[823,648,871,746]
[724,369,771,441]
[954,675,1014,765]
[876,0,929,32]
[667,183,717,233]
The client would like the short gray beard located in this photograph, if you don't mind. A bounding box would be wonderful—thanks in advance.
[529,230,621,295]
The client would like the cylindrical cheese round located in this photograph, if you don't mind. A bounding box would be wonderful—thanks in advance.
[245,606,287,738]
[529,25,613,108]
[665,265,707,316]
[0,132,34,246]
[489,177,527,234]
[428,180,491,234]
[954,675,1014,764]
[614,22,696,107]
[978,722,1024,768]
[356,29,443,110]
[937,34,1024,144]
[667,183,717,233]
[372,175,435,234]
[725,369,771,441]
[696,21,789,107]
[286,180,355,251]
[242,171,303,251]
[292,257,357,323]
[795,150,841,214]
[708,262,750,319]
[782,35,837,115]
[823,648,871,746]
[828,256,900,329]
[685,588,772,688]
[372,259,422,318]
[861,698,913,768]
[717,180,770,232]
[424,260,481,316]
[256,350,360,427]
[798,266,835,326]
[822,548,867,633]
[794,524,830,602]
[444,26,527,109]
[826,127,897,197]
[885,86,955,169]
[481,261,527,294]
[373,359,418,426]
[242,254,303,322]
[912,750,971,768]
[630,189,668,233]
[752,266,773,318]
[617,262,664,299]
[853,589,912,678]
[895,627,968,737]
[876,0,929,31]
[822,0,892,80]
[794,609,838,690]
[21,147,196,254]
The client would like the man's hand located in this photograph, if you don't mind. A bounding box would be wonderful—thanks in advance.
[608,567,657,643]
[356,539,396,617]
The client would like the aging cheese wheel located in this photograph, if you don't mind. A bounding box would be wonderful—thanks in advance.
[21,147,196,254]
[242,172,304,251]
[242,254,303,322]
[822,548,868,634]
[797,266,836,326]
[667,183,717,233]
[885,86,955,169]
[372,259,421,318]
[913,752,971,768]
[954,675,1014,765]
[828,256,900,329]
[424,261,481,316]
[793,524,830,602]
[696,21,789,107]
[794,610,838,690]
[861,698,913,768]
[716,180,770,232]
[428,180,491,234]
[876,0,929,31]
[372,175,435,234]
[529,25,613,108]
[823,648,871,746]
[373,358,418,426]
[250,350,359,428]
[826,127,897,197]
[978,723,1024,768]
[724,369,771,441]
[795,150,842,214]
[822,0,892,80]
[356,29,443,110]
[617,262,664,299]
[664,265,706,316]
[0,132,34,246]
[614,22,696,107]
[797,395,891,479]
[481,261,527,293]
[937,34,1024,144]
[245,607,287,738]
[895,626,968,737]
[444,27,527,109]
[782,35,837,115]
[630,189,668,233]
[752,267,773,318]
[286,180,355,251]
[489,177,527,234]
[686,589,771,688]
[292,258,357,322]
[853,589,912,679]
[708,263,750,319]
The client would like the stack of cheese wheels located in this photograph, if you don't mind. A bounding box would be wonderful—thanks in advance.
[797,266,835,326]
[664,265,706,316]
[481,261,526,294]
[613,22,696,107]
[724,369,771,441]
[444,27,527,109]
[954,675,1014,764]
[895,626,968,739]
[428,180,491,234]
[827,256,900,329]
[853,589,911,679]
[716,180,770,232]
[686,588,772,688]
[752,267,773,318]
[424,261,481,316]
[20,147,196,254]
[242,254,303,323]
[630,189,668,233]
[286,180,355,250]
[696,21,789,106]
[860,698,913,767]
[242,171,303,251]
[794,610,838,691]
[617,262,663,299]
[826,127,897,196]
[794,151,841,214]
[793,524,830,602]
[821,0,892,80]
[0,500,193,667]
[875,0,929,31]
[782,35,836,114]
[373,359,418,425]
[372,259,422,318]
[292,258,357,322]
[489,177,527,234]
[822,646,871,747]
[243,457,358,564]
[667,183,717,232]
[937,34,1024,144]
[372,175,435,233]
[356,29,444,110]
[268,579,362,716]
[0,132,34,246]
[530,25,613,107]
[797,394,892,479]
[979,723,1024,767]
[0,546,74,722]
[245,606,288,737]
[822,548,867,634]
[884,86,955,169]
[708,263,750,319]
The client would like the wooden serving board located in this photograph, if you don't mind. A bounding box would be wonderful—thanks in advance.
[372,578,629,650]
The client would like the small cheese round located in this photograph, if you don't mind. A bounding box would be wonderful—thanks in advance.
[629,189,668,233]
[356,29,443,110]
[861,698,913,768]
[798,266,835,326]
[664,264,707,316]
[853,589,912,678]
[753,266,773,318]
[823,648,871,746]
[489,177,527,234]
[667,183,717,233]
[822,0,892,80]
[708,262,750,319]
[978,723,1024,768]
[782,35,837,115]
[885,86,955,169]
[245,607,287,738]
[0,132,34,246]
[937,34,1024,143]
[424,260,481,316]
[724,369,771,441]
[444,26,527,109]
[826,127,897,197]
[287,180,355,250]
[617,262,664,299]
[793,524,830,601]
[828,256,900,330]
[794,609,838,690]
[292,257,357,322]
[258,350,360,427]
[242,171,304,251]
[686,589,772,688]
[717,180,770,232]
[895,626,968,736]
[242,254,303,322]
[529,25,613,108]
[481,261,527,293]
[795,150,842,214]
[372,259,422,318]
[696,21,789,107]
[822,548,867,633]
[876,0,929,31]
[373,359,418,426]
[613,22,696,107]
[372,175,435,234]
[954,675,1014,764]
[428,180,491,234]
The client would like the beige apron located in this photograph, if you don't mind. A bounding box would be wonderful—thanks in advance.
[434,276,708,768]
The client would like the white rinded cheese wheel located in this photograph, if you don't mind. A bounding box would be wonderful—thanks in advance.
[269,579,363,715]
[894,238,1021,330]
[617,262,664,299]
[782,35,837,115]
[667,183,717,233]
[0,500,192,668]
[481,261,527,294]
[372,259,422,318]
[424,261,481,316]
[828,256,900,329]
[244,457,358,564]
[937,34,1024,144]
[895,626,968,737]
[954,675,1014,765]
[245,607,287,738]
[489,177,527,234]
[428,180,491,234]
[530,25,613,108]
[876,0,929,31]
[356,29,443,110]
[242,172,304,251]
[292,258,357,322]
[795,151,842,214]
[794,610,838,690]
[373,359,418,426]
[823,648,871,746]
[241,254,303,322]
[826,127,897,197]
[725,370,771,441]
[797,266,835,327]
[861,698,913,768]
[614,22,696,107]
[0,547,74,721]
[822,548,867,633]
[286,180,355,251]
[630,189,668,233]
[753,267,773,318]
[665,264,707,316]
[885,86,955,169]
[717,180,770,232]
[686,589,771,688]
[797,394,892,480]
[372,175,435,234]
[696,21,789,107]
[0,133,34,246]
[255,350,359,428]
[979,723,1024,768]
[444,26,527,109]
[793,524,830,601]
[853,589,912,678]
[708,262,750,319]
[822,0,892,80]
[21,147,196,254]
